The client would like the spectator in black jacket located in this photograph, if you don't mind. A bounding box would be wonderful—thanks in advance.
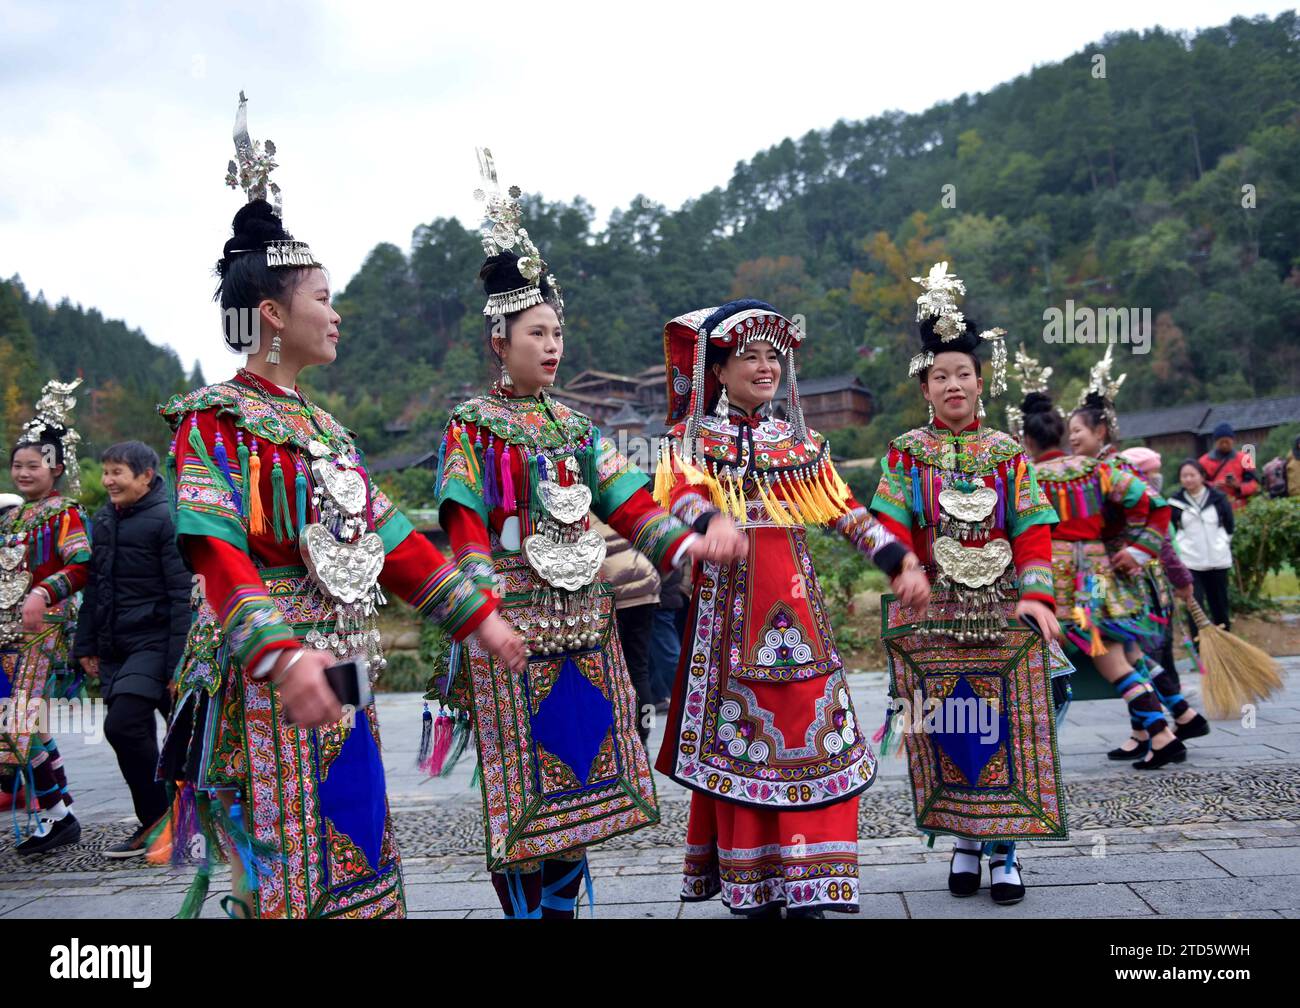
[73,442,193,858]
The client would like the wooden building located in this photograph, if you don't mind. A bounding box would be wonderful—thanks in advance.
[1119,394,1300,460]
[796,375,874,431]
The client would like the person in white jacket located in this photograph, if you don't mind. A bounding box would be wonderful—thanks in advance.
[1168,459,1235,631]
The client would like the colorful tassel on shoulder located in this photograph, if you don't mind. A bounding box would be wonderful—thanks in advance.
[247,440,268,535]
[270,451,293,542]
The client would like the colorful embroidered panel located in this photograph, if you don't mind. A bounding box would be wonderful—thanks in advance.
[881,591,1069,842]
[663,525,876,809]
[462,553,658,870]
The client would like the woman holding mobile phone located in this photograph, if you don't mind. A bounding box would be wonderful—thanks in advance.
[155,96,525,920]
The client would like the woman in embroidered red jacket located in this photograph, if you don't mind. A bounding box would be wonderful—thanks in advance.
[653,301,929,919]
[154,98,524,920]
[1,384,90,855]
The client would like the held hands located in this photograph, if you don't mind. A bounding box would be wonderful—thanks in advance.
[78,656,100,678]
[476,611,527,675]
[1016,598,1062,642]
[21,591,48,633]
[687,513,748,566]
[271,648,344,730]
[890,555,930,618]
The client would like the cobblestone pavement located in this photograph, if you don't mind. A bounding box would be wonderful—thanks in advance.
[2,656,1296,919]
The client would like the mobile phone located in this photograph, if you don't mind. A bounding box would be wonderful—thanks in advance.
[324,658,372,710]
[1019,612,1045,639]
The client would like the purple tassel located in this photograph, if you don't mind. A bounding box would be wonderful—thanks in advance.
[213,430,242,515]
[485,441,498,509]
[171,784,200,867]
[994,474,1005,530]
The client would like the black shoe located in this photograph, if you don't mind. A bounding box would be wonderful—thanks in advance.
[103,821,155,860]
[1134,738,1187,770]
[948,845,982,897]
[786,907,826,919]
[16,813,81,856]
[1174,714,1210,741]
[1107,737,1149,760]
[988,853,1025,906]
[743,902,783,919]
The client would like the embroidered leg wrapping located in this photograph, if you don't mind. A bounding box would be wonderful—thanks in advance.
[1115,672,1168,737]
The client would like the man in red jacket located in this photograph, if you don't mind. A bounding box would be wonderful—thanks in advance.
[1198,422,1258,511]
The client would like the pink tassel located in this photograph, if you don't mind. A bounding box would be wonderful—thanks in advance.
[422,710,454,776]
[499,445,516,512]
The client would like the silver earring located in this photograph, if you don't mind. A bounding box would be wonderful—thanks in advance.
[715,386,730,418]
[976,396,986,419]
[266,330,282,365]
[501,364,514,388]
[927,402,935,424]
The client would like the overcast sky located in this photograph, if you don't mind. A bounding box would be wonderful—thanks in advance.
[0,0,1289,385]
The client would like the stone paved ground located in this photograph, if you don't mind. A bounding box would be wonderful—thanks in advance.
[2,656,1297,919]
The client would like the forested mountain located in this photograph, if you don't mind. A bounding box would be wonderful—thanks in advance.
[2,13,1297,479]
[0,278,197,453]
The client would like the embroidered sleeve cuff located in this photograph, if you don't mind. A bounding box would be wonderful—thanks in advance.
[410,561,497,640]
[38,573,75,604]
[835,505,901,564]
[674,492,716,530]
[453,542,497,588]
[224,594,297,672]
[629,512,693,571]
[1127,526,1163,558]
[1016,563,1056,601]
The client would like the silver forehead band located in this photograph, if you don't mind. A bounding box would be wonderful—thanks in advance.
[483,285,547,316]
[224,240,319,268]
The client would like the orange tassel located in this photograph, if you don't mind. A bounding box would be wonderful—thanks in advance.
[248,451,268,535]
[779,474,807,524]
[145,816,174,865]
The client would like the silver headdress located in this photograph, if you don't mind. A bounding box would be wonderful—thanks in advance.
[223,92,319,269]
[474,147,564,319]
[912,261,967,341]
[17,378,83,496]
[1005,346,1062,440]
[1077,344,1126,439]
[909,261,1008,398]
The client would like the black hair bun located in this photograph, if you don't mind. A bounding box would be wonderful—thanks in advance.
[918,315,983,356]
[1081,390,1109,411]
[478,251,553,301]
[219,199,293,275]
[1022,391,1054,414]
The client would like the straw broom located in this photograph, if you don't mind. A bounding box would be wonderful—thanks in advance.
[1184,598,1285,719]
